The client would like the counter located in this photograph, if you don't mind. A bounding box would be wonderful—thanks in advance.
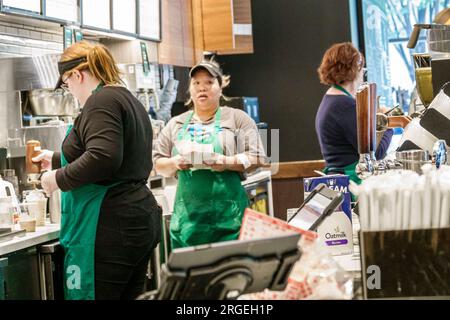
[0,224,60,256]
[0,223,61,300]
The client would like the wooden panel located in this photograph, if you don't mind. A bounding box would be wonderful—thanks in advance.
[388,116,411,128]
[218,35,253,55]
[272,178,303,221]
[202,0,234,51]
[191,0,205,63]
[158,0,185,66]
[233,0,252,24]
[181,0,196,66]
[272,160,325,179]
[217,0,253,55]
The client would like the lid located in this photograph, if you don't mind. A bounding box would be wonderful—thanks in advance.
[26,189,46,202]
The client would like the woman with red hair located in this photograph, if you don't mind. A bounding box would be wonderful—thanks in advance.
[315,42,393,183]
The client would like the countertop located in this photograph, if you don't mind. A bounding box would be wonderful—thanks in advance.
[0,223,60,256]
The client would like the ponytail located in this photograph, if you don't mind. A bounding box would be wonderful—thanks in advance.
[87,45,123,85]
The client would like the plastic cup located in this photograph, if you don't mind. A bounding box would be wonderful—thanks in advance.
[27,199,47,226]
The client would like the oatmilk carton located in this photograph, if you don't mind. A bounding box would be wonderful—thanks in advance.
[303,175,353,256]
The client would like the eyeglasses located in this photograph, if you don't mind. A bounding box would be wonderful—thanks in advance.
[60,72,73,92]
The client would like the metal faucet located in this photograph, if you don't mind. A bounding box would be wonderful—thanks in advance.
[355,82,404,179]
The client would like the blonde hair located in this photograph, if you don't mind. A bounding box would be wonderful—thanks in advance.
[60,41,122,85]
[185,58,231,107]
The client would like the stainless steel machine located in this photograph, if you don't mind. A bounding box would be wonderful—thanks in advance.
[0,54,78,197]
[118,63,157,113]
[356,82,448,179]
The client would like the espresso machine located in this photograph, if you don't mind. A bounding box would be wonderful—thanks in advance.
[355,82,447,179]
[118,63,166,168]
[118,63,158,113]
[0,54,78,208]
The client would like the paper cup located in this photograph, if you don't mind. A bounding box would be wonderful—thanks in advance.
[20,219,36,232]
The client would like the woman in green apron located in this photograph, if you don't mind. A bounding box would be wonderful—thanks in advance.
[153,60,266,248]
[34,41,161,300]
[315,42,393,186]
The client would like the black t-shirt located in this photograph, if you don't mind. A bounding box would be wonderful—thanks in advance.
[54,86,153,202]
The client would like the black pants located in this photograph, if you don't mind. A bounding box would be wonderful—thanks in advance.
[94,188,162,300]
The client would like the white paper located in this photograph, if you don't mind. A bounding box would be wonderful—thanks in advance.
[233,24,253,36]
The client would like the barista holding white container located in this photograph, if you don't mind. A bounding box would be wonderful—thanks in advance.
[32,41,161,300]
[153,59,266,249]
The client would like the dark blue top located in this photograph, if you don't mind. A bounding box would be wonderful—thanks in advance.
[315,94,393,169]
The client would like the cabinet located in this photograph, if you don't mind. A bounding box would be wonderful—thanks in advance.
[0,247,41,300]
[195,0,254,55]
[158,0,197,67]
[158,0,253,66]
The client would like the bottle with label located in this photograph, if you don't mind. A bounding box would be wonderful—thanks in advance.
[26,140,42,185]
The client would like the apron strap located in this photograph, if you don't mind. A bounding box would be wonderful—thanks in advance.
[177,111,195,141]
[176,108,223,153]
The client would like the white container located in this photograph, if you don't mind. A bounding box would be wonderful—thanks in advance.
[26,200,47,226]
[0,197,14,229]
[0,177,21,216]
[26,190,48,226]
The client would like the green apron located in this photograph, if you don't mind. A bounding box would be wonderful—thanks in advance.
[170,108,249,248]
[60,83,119,300]
[323,161,361,185]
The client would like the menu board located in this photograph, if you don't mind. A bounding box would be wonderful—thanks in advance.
[82,0,111,30]
[2,0,41,13]
[139,0,160,40]
[112,0,136,34]
[45,0,79,22]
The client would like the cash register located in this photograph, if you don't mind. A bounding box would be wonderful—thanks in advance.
[141,233,301,300]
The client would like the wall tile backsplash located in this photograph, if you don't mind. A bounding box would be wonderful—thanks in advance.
[0,21,63,57]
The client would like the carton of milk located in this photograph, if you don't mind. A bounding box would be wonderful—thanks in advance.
[303,175,353,256]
